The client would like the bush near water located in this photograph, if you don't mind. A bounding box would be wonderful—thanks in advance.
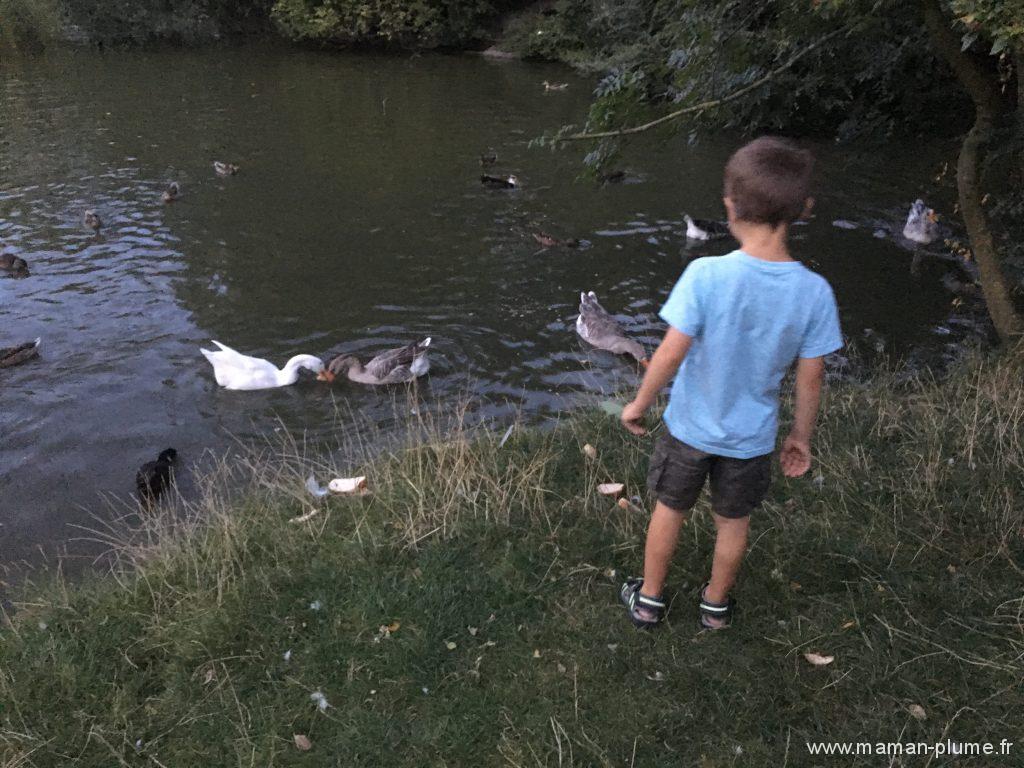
[1,352,1021,764]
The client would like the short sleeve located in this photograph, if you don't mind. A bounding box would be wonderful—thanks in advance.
[659,261,704,337]
[800,282,843,358]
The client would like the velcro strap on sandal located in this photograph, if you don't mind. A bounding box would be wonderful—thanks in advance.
[699,600,731,614]
[637,593,666,610]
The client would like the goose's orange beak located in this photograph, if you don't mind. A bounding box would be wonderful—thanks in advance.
[317,370,335,382]
[927,211,938,223]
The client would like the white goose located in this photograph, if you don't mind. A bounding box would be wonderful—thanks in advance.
[200,341,324,390]
[903,199,939,244]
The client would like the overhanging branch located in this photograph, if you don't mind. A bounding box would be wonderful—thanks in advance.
[559,27,847,143]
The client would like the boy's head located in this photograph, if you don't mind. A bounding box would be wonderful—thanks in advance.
[723,137,814,230]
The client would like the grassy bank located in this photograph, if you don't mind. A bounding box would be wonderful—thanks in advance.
[2,354,1023,766]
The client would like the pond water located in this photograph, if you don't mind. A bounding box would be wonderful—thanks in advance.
[0,45,984,565]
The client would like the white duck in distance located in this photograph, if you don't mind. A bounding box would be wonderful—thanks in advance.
[318,338,431,385]
[200,341,324,390]
[903,199,939,244]
[213,161,240,177]
[576,292,648,367]
[684,214,730,240]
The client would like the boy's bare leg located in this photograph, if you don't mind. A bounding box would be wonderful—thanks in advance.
[704,514,750,626]
[641,501,688,598]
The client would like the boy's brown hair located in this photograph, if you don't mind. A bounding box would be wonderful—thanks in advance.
[724,137,814,228]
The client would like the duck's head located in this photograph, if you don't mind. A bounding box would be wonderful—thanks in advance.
[284,354,325,378]
[507,175,519,187]
[316,355,358,382]
[157,448,178,465]
[907,199,934,224]
[905,199,939,241]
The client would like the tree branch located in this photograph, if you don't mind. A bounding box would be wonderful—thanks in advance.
[558,27,847,143]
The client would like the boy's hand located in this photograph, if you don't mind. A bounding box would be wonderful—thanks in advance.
[780,434,811,477]
[619,328,693,438]
[621,400,649,435]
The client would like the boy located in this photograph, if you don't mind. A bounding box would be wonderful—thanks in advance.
[619,136,842,630]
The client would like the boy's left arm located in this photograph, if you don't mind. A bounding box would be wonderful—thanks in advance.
[621,328,693,435]
[780,356,825,477]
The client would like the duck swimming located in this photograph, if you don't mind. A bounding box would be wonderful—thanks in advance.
[533,232,580,249]
[318,338,431,385]
[0,254,29,277]
[0,338,40,368]
[83,210,102,233]
[903,199,939,244]
[481,174,519,189]
[576,292,648,366]
[162,182,180,203]
[543,81,569,91]
[213,161,239,177]
[684,214,730,240]
[136,448,177,504]
[200,341,324,390]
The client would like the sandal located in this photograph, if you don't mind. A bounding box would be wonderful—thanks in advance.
[698,582,735,630]
[620,577,666,628]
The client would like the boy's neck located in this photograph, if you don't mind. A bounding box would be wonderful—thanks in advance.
[732,222,794,263]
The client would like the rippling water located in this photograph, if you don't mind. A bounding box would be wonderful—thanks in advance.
[0,45,983,564]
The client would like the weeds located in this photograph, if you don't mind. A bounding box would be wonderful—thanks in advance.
[1,352,1021,766]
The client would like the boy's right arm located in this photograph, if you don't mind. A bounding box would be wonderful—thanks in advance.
[621,327,692,435]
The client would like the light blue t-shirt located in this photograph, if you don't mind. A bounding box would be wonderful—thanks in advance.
[660,250,843,459]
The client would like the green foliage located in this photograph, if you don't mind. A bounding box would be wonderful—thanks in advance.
[64,0,273,45]
[522,0,970,150]
[270,0,504,47]
[0,0,61,52]
[952,0,1024,55]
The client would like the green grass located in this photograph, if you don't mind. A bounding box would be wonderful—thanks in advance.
[2,353,1023,766]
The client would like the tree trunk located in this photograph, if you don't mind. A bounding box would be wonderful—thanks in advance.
[922,0,1022,343]
[1017,51,1024,178]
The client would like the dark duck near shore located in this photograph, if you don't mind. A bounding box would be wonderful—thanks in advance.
[162,182,180,203]
[136,448,178,503]
[481,174,519,189]
[0,338,40,368]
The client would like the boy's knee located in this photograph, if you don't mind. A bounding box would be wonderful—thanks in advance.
[712,513,750,535]
[653,500,689,518]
